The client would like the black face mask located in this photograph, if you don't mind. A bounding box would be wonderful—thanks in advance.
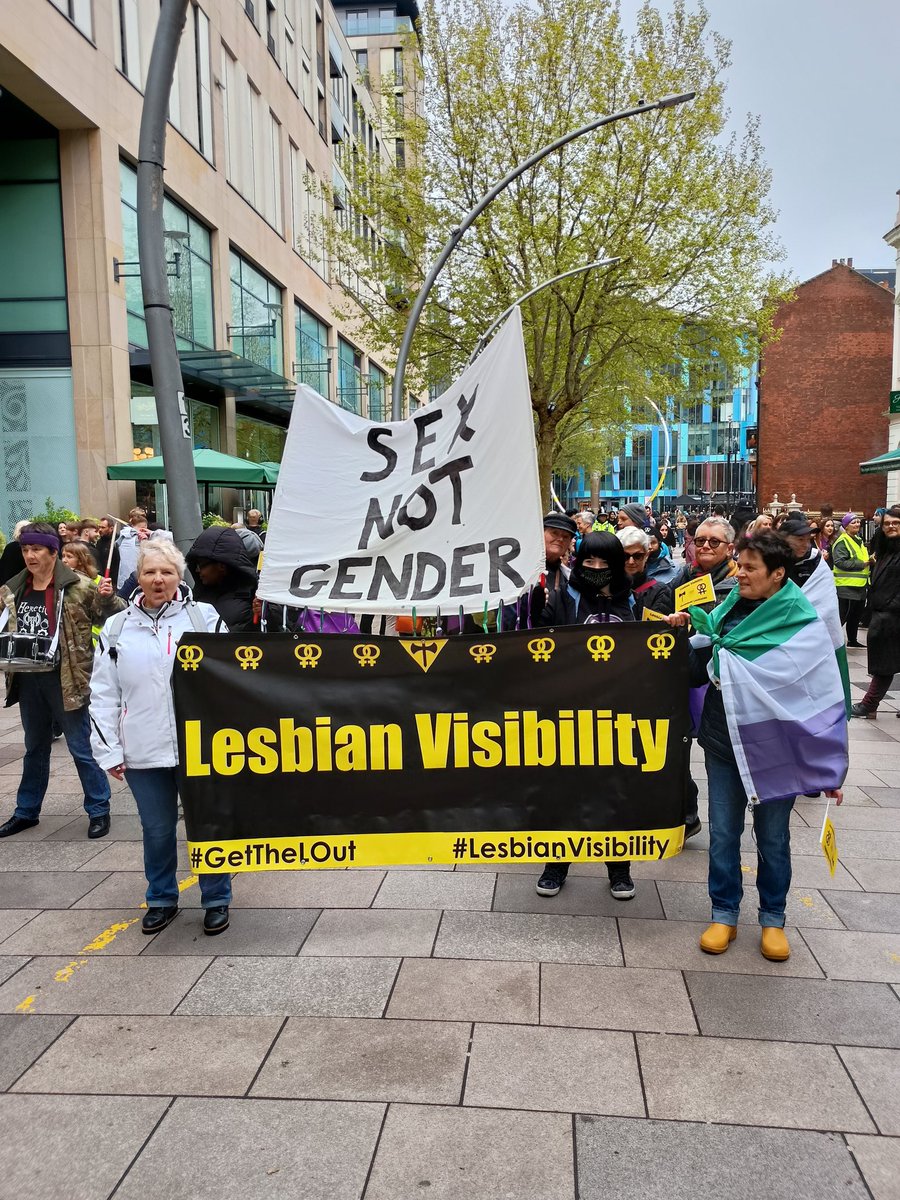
[580,566,613,590]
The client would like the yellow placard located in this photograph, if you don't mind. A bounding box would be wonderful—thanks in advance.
[256,551,264,572]
[642,608,667,622]
[675,573,715,611]
[820,815,838,876]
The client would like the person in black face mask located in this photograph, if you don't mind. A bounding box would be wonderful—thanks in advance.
[535,531,636,901]
[540,531,634,626]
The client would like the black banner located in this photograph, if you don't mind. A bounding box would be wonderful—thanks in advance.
[173,625,689,871]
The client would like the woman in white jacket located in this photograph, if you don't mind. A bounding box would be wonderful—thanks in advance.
[90,540,232,936]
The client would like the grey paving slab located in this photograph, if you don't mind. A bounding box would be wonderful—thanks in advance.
[45,814,148,840]
[373,868,495,910]
[298,907,439,956]
[842,859,900,893]
[0,908,148,956]
[637,1032,875,1132]
[0,908,39,942]
[863,787,900,808]
[251,1016,469,1104]
[780,854,863,890]
[0,955,31,986]
[231,869,383,908]
[0,815,82,841]
[74,842,150,871]
[657,879,844,928]
[0,954,211,1015]
[795,803,900,831]
[823,891,900,932]
[802,928,900,982]
[872,769,900,789]
[364,1103,574,1200]
[142,907,319,955]
[386,958,539,1023]
[686,972,900,1047]
[0,842,105,871]
[114,1096,385,1200]
[541,963,696,1034]
[621,916,825,977]
[0,1093,170,1200]
[13,1014,282,1096]
[575,1115,870,1200]
[0,871,111,908]
[434,909,622,965]
[630,851,711,883]
[492,870,664,917]
[176,955,398,1017]
[0,1013,73,1089]
[72,870,202,908]
[838,1047,900,1134]
[464,1022,644,1116]
[846,1135,900,1200]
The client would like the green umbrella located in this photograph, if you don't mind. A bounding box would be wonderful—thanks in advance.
[107,447,272,485]
[259,461,281,484]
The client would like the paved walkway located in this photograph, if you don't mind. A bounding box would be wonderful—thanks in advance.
[0,644,897,1199]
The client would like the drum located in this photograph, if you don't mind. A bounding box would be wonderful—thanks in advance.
[0,633,58,673]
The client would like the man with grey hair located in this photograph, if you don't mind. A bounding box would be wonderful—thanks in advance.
[617,527,665,618]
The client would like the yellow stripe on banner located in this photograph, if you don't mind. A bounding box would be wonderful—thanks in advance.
[187,827,686,872]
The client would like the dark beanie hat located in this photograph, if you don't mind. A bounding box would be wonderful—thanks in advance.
[619,502,650,531]
[543,511,578,536]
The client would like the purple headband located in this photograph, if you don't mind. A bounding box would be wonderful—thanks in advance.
[20,532,60,553]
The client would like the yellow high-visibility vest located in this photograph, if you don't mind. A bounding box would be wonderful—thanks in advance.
[831,532,869,589]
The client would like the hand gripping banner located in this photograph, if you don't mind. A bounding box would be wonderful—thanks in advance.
[173,625,690,872]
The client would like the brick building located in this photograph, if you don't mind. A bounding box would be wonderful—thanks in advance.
[758,259,894,515]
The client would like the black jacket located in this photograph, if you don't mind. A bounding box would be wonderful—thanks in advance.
[866,543,900,677]
[94,534,120,587]
[540,582,634,627]
[689,597,764,765]
[0,541,24,587]
[185,527,258,631]
[629,574,666,619]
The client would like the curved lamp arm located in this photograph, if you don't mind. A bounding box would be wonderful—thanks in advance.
[465,257,621,367]
[390,91,695,417]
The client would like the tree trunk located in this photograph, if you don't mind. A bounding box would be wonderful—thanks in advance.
[536,421,558,512]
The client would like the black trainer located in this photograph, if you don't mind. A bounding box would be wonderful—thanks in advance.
[608,868,635,900]
[685,818,702,840]
[535,864,569,896]
[203,906,230,935]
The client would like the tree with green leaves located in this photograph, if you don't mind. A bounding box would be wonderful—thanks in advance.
[326,0,789,500]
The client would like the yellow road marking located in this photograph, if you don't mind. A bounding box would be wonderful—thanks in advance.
[12,875,201,1013]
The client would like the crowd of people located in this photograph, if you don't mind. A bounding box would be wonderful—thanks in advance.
[0,493,879,960]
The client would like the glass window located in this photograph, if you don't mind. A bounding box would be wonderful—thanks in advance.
[294,304,330,398]
[368,362,387,421]
[119,160,214,351]
[190,398,220,450]
[337,336,363,413]
[49,0,93,39]
[230,249,283,372]
[236,413,287,462]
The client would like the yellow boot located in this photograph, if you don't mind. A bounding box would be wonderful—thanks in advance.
[699,923,737,954]
[760,927,790,961]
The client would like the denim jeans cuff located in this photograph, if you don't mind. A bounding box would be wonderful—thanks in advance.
[711,905,740,925]
[758,911,786,928]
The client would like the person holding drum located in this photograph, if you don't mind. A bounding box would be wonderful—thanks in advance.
[0,523,124,839]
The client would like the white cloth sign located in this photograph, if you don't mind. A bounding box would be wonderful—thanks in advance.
[259,309,545,615]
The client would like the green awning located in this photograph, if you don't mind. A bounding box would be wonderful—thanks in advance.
[259,461,281,484]
[107,447,275,485]
[860,448,900,475]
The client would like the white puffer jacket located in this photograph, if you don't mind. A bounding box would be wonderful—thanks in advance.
[89,587,226,771]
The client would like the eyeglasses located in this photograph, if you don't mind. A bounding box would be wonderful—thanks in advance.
[882,520,900,529]
[623,551,647,561]
[694,536,726,548]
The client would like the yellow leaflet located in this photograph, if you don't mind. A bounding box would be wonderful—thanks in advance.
[675,573,715,611]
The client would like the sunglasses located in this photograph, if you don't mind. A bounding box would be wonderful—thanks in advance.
[694,537,726,548]
[623,551,647,561]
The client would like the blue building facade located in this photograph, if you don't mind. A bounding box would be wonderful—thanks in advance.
[554,358,758,509]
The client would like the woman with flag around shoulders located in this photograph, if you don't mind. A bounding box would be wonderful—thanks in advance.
[667,530,847,962]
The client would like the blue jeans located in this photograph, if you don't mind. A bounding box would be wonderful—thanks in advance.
[125,767,232,910]
[15,673,110,821]
[706,753,794,928]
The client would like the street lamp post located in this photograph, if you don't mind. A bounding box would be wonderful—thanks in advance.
[390,92,696,418]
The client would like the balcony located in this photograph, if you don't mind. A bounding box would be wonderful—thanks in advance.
[340,15,413,36]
